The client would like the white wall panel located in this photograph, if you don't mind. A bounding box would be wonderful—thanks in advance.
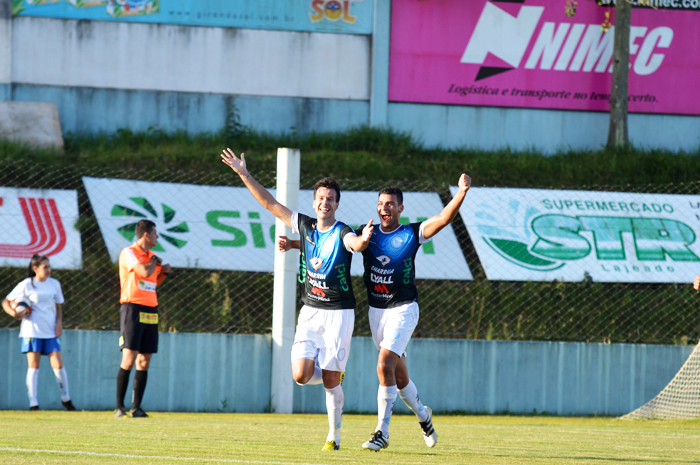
[11,17,370,100]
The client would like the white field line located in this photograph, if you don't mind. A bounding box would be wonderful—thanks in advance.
[458,424,700,438]
[0,447,332,465]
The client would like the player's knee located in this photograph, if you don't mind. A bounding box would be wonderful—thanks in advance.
[376,359,395,377]
[293,372,310,385]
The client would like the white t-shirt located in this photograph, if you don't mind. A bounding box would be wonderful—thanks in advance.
[6,277,65,339]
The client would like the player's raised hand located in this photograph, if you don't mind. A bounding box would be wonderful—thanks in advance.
[221,148,248,176]
[458,173,471,193]
[694,275,700,290]
[278,236,292,253]
[361,219,374,242]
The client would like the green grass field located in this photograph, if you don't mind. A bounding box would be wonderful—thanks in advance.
[1,411,699,464]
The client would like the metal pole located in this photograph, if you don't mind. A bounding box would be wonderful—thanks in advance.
[270,148,300,413]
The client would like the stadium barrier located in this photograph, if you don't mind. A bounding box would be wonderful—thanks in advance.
[1,158,700,345]
[0,328,693,414]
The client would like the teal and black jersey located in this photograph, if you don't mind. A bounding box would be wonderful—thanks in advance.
[293,212,356,310]
[358,222,428,309]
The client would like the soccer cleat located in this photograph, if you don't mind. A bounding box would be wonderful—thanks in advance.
[322,440,340,451]
[114,407,127,418]
[130,407,149,418]
[419,406,438,447]
[62,400,77,411]
[362,430,389,451]
[29,406,40,411]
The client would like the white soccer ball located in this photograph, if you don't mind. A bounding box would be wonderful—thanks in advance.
[13,297,32,319]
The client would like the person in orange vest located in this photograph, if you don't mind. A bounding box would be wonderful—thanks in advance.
[115,219,171,418]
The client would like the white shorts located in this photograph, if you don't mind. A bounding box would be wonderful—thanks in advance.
[369,301,419,357]
[290,305,354,373]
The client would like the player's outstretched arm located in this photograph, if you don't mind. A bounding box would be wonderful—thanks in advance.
[345,220,374,252]
[422,173,471,239]
[694,275,700,290]
[221,148,293,228]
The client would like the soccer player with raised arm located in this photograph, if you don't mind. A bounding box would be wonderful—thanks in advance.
[221,148,373,451]
[279,173,471,451]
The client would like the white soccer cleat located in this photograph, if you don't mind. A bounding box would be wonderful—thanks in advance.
[419,406,437,447]
[362,430,389,451]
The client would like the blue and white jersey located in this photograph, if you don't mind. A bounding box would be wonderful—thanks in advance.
[358,222,431,309]
[292,212,356,310]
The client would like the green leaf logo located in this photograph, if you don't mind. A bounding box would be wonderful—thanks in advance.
[111,197,189,251]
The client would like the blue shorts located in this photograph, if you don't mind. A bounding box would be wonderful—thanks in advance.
[21,337,61,355]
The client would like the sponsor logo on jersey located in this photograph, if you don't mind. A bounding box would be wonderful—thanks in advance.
[370,273,393,284]
[311,286,327,297]
[310,257,323,270]
[402,258,413,284]
[337,263,350,291]
[373,283,390,294]
[377,255,391,266]
[137,279,157,292]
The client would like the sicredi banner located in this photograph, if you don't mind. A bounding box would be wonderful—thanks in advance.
[389,0,700,115]
[454,186,700,283]
[0,187,82,269]
[84,177,472,280]
[13,0,373,35]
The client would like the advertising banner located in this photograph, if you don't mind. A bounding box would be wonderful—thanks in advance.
[0,187,82,269]
[84,177,472,280]
[455,186,700,283]
[389,0,700,115]
[13,0,373,34]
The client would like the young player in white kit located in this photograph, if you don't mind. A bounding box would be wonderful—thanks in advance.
[221,148,373,450]
[2,254,77,411]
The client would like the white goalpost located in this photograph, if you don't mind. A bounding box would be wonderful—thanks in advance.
[621,342,700,420]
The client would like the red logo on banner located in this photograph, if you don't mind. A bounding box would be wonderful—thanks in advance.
[0,197,67,258]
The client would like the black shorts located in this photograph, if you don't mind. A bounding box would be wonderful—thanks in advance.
[120,303,159,354]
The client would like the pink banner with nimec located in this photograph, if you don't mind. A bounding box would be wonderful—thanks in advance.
[388,0,700,115]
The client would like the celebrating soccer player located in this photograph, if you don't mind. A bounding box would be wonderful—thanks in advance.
[221,148,373,451]
[279,173,471,451]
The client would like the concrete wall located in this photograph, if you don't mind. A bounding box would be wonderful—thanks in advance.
[1,328,693,415]
[12,17,370,100]
[2,11,698,152]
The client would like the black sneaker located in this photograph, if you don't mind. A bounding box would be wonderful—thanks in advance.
[130,407,149,418]
[114,407,127,418]
[29,405,40,411]
[362,430,389,451]
[62,400,77,411]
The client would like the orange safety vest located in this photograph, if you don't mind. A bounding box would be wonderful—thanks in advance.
[119,243,162,307]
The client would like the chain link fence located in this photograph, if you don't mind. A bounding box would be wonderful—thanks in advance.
[1,157,699,344]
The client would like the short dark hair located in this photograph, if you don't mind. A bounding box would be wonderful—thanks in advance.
[378,187,403,205]
[135,220,156,239]
[313,177,341,203]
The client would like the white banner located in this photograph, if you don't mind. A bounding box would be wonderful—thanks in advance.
[84,177,472,280]
[454,186,700,283]
[0,187,81,269]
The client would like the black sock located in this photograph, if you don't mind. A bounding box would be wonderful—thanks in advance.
[116,368,131,410]
[132,370,148,410]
